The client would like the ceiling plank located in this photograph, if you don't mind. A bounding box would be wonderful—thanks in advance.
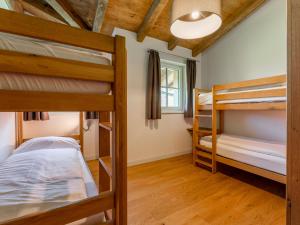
[168,38,178,50]
[137,0,169,42]
[192,0,267,57]
[7,0,24,13]
[44,0,89,29]
[93,0,109,32]
[20,0,65,24]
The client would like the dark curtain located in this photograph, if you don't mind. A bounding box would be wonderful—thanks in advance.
[23,112,50,121]
[146,50,161,120]
[85,112,99,120]
[184,59,197,118]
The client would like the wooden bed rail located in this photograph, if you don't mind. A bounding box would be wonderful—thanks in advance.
[0,49,114,82]
[214,74,287,91]
[0,192,114,225]
[0,8,114,53]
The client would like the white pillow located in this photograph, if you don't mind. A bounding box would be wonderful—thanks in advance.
[14,136,81,154]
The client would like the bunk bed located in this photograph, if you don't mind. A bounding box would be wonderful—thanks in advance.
[193,75,286,184]
[0,8,127,225]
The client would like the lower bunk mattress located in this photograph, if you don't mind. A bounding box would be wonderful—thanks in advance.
[199,134,286,175]
[0,137,100,224]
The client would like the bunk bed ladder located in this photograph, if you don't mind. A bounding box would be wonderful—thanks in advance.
[193,88,214,172]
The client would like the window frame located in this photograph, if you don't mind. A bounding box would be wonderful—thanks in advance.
[160,59,186,114]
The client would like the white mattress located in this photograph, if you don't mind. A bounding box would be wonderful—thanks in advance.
[0,32,111,94]
[199,134,286,175]
[198,86,286,105]
[0,142,98,223]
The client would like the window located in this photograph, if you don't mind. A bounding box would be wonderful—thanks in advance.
[160,60,185,113]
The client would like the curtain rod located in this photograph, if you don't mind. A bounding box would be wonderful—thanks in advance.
[147,49,200,63]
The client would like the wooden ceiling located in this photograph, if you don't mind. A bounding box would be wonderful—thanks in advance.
[6,0,267,56]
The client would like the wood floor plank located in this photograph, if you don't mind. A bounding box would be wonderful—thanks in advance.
[88,154,286,225]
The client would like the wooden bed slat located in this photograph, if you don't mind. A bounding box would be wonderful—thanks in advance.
[215,88,286,101]
[217,156,286,184]
[216,102,286,110]
[0,90,114,111]
[0,49,114,82]
[1,193,114,225]
[0,9,114,53]
[214,75,287,91]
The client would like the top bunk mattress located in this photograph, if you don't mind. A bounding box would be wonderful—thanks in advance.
[198,86,286,105]
[0,32,111,94]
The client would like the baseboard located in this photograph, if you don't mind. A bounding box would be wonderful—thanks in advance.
[127,149,192,167]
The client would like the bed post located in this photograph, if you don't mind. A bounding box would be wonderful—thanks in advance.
[113,35,127,225]
[211,86,217,174]
[15,112,23,147]
[193,88,200,165]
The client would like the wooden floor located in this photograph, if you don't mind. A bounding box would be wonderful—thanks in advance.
[88,154,286,225]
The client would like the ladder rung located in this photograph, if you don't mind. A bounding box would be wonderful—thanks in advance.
[195,159,212,168]
[196,151,212,159]
[196,144,212,152]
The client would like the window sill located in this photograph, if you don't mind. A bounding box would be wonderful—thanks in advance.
[162,111,184,115]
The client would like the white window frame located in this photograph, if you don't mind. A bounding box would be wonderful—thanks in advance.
[160,59,186,114]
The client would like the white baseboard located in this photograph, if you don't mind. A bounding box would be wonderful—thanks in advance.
[127,149,192,167]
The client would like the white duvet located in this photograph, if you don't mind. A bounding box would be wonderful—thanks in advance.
[0,147,87,223]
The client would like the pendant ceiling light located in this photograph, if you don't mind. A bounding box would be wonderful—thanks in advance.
[170,0,222,39]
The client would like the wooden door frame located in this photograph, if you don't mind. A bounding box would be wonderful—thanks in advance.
[287,0,300,224]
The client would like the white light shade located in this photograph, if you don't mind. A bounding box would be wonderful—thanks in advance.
[170,0,222,39]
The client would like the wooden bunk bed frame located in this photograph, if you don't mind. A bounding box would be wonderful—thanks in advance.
[0,8,127,225]
[193,75,286,184]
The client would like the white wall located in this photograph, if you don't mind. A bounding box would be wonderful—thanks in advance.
[0,113,16,162]
[114,28,201,165]
[200,0,287,142]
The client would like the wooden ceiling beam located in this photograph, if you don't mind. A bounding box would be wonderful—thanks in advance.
[137,0,169,42]
[93,0,109,33]
[44,0,89,29]
[192,0,267,57]
[19,0,65,24]
[168,38,179,50]
[6,0,24,13]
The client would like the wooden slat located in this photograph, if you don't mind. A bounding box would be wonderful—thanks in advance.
[45,0,90,29]
[0,90,114,112]
[197,104,212,111]
[216,88,286,101]
[196,144,212,153]
[0,49,114,82]
[192,0,267,56]
[99,122,113,131]
[217,156,286,184]
[214,75,287,91]
[196,150,212,160]
[93,0,109,32]
[0,8,114,53]
[114,35,127,225]
[287,0,300,223]
[137,0,169,42]
[1,193,114,225]
[99,157,112,178]
[195,159,212,168]
[216,102,286,111]
[211,87,217,174]
[21,0,66,24]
